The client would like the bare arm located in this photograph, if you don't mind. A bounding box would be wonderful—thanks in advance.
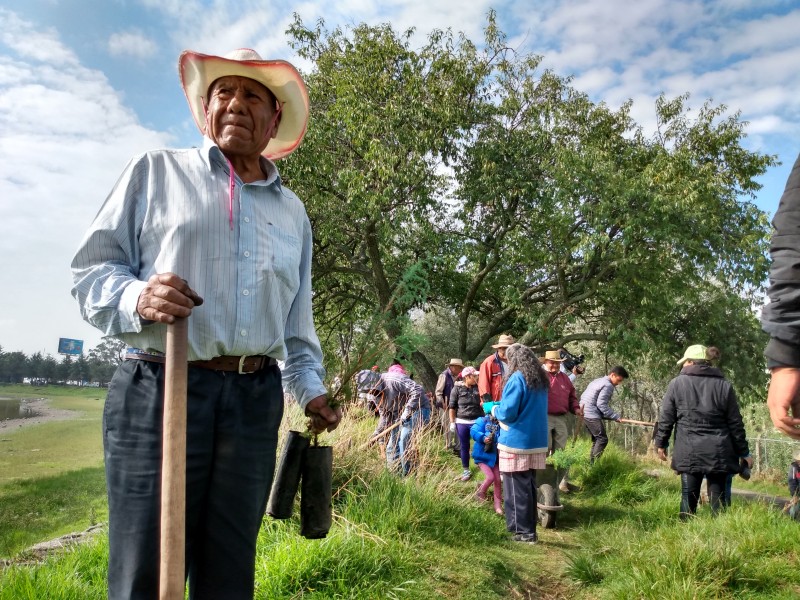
[767,367,800,440]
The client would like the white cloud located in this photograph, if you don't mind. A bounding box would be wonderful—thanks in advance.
[1,0,798,356]
[0,8,80,66]
[0,10,172,356]
[108,30,158,59]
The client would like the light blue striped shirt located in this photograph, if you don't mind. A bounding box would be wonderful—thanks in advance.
[71,137,326,408]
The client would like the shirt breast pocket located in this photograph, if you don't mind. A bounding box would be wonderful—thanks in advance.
[265,225,301,291]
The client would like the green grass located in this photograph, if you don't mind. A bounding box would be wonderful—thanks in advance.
[0,384,107,557]
[0,384,107,401]
[0,466,107,557]
[0,395,798,599]
[564,445,800,599]
[0,536,108,600]
[0,385,105,484]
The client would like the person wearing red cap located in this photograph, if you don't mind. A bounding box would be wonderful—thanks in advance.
[71,49,340,599]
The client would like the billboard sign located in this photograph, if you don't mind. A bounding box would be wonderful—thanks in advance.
[58,338,84,355]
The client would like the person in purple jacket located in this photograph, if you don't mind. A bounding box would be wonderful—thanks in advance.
[579,366,629,463]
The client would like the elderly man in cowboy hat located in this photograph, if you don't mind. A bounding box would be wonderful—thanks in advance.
[71,48,340,599]
[479,334,515,404]
[540,349,581,492]
[435,358,464,454]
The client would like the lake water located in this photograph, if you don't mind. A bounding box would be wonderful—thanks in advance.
[0,398,40,421]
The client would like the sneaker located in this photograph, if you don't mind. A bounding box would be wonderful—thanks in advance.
[511,533,538,544]
[460,469,472,482]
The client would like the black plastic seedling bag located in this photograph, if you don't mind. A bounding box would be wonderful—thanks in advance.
[300,445,333,539]
[267,430,310,520]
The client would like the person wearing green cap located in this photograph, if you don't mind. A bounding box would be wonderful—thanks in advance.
[654,345,752,520]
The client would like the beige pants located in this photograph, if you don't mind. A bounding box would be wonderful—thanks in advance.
[547,413,572,453]
[547,413,572,489]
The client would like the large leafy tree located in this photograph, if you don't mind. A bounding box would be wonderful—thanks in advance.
[283,16,488,387]
[282,14,775,393]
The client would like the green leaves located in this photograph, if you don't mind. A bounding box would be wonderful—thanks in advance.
[282,15,775,393]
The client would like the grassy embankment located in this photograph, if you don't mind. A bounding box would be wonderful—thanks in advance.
[0,385,106,557]
[1,384,799,599]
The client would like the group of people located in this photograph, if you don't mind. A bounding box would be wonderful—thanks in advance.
[69,43,800,597]
[428,335,630,542]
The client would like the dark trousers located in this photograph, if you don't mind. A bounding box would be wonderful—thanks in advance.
[583,418,609,461]
[680,472,727,519]
[502,469,537,535]
[104,360,284,600]
[455,423,473,470]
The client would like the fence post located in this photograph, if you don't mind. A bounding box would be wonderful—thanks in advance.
[754,436,761,474]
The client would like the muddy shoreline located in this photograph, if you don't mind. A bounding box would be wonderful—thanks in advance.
[0,398,79,432]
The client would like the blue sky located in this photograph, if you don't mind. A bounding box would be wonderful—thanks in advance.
[1,0,799,356]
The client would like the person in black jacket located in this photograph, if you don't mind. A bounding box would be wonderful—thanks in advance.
[654,345,752,519]
[449,366,485,481]
[761,153,800,441]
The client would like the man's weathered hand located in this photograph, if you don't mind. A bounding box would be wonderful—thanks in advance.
[137,273,204,324]
[657,447,667,461]
[305,395,342,434]
[767,367,800,440]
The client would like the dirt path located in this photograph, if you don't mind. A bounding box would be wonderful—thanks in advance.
[0,398,79,432]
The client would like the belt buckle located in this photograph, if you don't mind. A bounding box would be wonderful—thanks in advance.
[238,355,252,375]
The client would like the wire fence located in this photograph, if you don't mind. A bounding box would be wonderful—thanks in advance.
[606,419,800,478]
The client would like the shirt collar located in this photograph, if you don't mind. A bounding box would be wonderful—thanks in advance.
[200,136,282,188]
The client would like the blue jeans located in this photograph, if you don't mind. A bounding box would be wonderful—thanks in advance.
[397,409,431,475]
[385,426,401,469]
[104,360,283,600]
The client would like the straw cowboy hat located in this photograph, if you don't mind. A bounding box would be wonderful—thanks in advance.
[492,334,516,349]
[445,358,465,368]
[539,350,564,362]
[179,48,310,160]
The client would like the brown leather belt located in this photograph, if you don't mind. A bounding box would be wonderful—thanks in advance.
[125,352,276,374]
[190,355,277,374]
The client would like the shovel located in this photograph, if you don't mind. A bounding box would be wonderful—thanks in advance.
[160,317,188,600]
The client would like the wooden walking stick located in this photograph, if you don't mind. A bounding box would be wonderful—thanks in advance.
[160,317,188,600]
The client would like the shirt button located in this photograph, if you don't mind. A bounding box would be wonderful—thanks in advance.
[242,289,250,296]
[240,329,248,337]
[244,217,251,223]
[244,251,250,257]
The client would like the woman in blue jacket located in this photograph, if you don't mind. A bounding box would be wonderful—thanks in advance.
[492,343,549,543]
[470,403,503,515]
